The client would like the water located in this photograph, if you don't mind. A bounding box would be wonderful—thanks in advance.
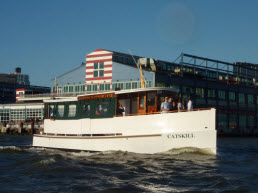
[0,135,257,193]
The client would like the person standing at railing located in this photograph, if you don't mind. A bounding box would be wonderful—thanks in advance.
[168,97,173,111]
[161,97,171,113]
[171,101,177,111]
[187,97,193,111]
[177,98,183,112]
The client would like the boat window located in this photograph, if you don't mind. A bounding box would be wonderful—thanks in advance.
[96,102,109,116]
[139,94,145,108]
[49,105,55,118]
[147,92,156,106]
[68,105,76,117]
[83,104,90,116]
[57,105,64,118]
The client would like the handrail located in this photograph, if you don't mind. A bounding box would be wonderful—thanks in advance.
[114,107,215,117]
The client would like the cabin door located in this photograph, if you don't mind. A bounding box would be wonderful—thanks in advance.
[147,92,157,113]
[137,92,146,114]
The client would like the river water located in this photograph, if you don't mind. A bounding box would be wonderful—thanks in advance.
[0,135,257,193]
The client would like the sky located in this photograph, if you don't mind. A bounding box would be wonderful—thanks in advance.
[0,0,258,87]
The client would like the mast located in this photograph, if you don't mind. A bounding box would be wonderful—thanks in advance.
[129,49,146,88]
[55,77,57,94]
[139,65,145,88]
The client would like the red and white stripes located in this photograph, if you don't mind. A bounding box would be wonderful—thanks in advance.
[85,49,113,91]
[16,88,25,102]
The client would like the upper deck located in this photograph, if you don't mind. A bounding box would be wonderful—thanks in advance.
[44,87,179,120]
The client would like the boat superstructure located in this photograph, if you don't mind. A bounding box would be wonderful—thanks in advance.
[33,87,217,154]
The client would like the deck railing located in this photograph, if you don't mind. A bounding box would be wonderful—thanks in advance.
[114,107,215,117]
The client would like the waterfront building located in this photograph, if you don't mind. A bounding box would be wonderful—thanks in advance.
[50,49,257,136]
[0,103,44,123]
[0,74,17,104]
[14,67,30,85]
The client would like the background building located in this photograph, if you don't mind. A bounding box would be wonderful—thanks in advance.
[51,48,258,136]
[0,67,50,104]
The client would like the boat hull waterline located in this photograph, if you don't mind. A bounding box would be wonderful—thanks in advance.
[33,130,216,154]
[33,109,217,154]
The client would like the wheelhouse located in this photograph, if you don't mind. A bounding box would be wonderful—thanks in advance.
[44,88,179,120]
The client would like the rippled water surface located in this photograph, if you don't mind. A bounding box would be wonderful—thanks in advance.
[0,135,257,193]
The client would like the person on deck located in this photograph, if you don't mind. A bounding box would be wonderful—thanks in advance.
[171,101,177,111]
[187,97,193,111]
[117,103,125,115]
[161,97,171,113]
[168,97,173,111]
[177,98,184,112]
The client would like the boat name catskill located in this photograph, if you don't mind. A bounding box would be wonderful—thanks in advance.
[167,133,194,139]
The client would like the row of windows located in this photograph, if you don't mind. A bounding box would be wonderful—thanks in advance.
[113,81,152,90]
[113,55,137,66]
[86,81,153,93]
[217,111,258,134]
[181,86,257,105]
[53,85,85,93]
[54,81,154,94]
[0,108,43,122]
[47,99,115,119]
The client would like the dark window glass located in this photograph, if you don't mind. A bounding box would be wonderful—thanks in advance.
[147,92,156,106]
[83,104,90,116]
[248,95,254,104]
[218,90,226,100]
[239,93,245,104]
[94,71,98,77]
[105,84,110,90]
[99,62,104,69]
[229,92,236,101]
[126,82,131,89]
[99,84,104,91]
[99,70,104,77]
[96,102,109,116]
[93,85,97,91]
[94,63,98,69]
[69,86,73,92]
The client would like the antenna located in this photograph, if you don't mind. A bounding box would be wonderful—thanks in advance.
[128,49,147,88]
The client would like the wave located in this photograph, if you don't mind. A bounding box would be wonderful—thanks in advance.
[38,158,56,165]
[0,145,24,153]
[157,147,216,156]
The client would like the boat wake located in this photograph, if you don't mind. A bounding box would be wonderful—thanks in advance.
[159,147,216,156]
[0,145,216,158]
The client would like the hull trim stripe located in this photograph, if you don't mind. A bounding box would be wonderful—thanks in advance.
[33,134,162,140]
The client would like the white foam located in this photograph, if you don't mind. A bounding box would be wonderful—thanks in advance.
[0,146,22,151]
[39,158,56,165]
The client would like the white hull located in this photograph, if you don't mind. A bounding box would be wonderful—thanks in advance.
[33,130,216,154]
[33,109,217,154]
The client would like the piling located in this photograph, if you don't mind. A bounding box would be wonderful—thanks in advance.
[19,122,24,134]
[31,121,35,135]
